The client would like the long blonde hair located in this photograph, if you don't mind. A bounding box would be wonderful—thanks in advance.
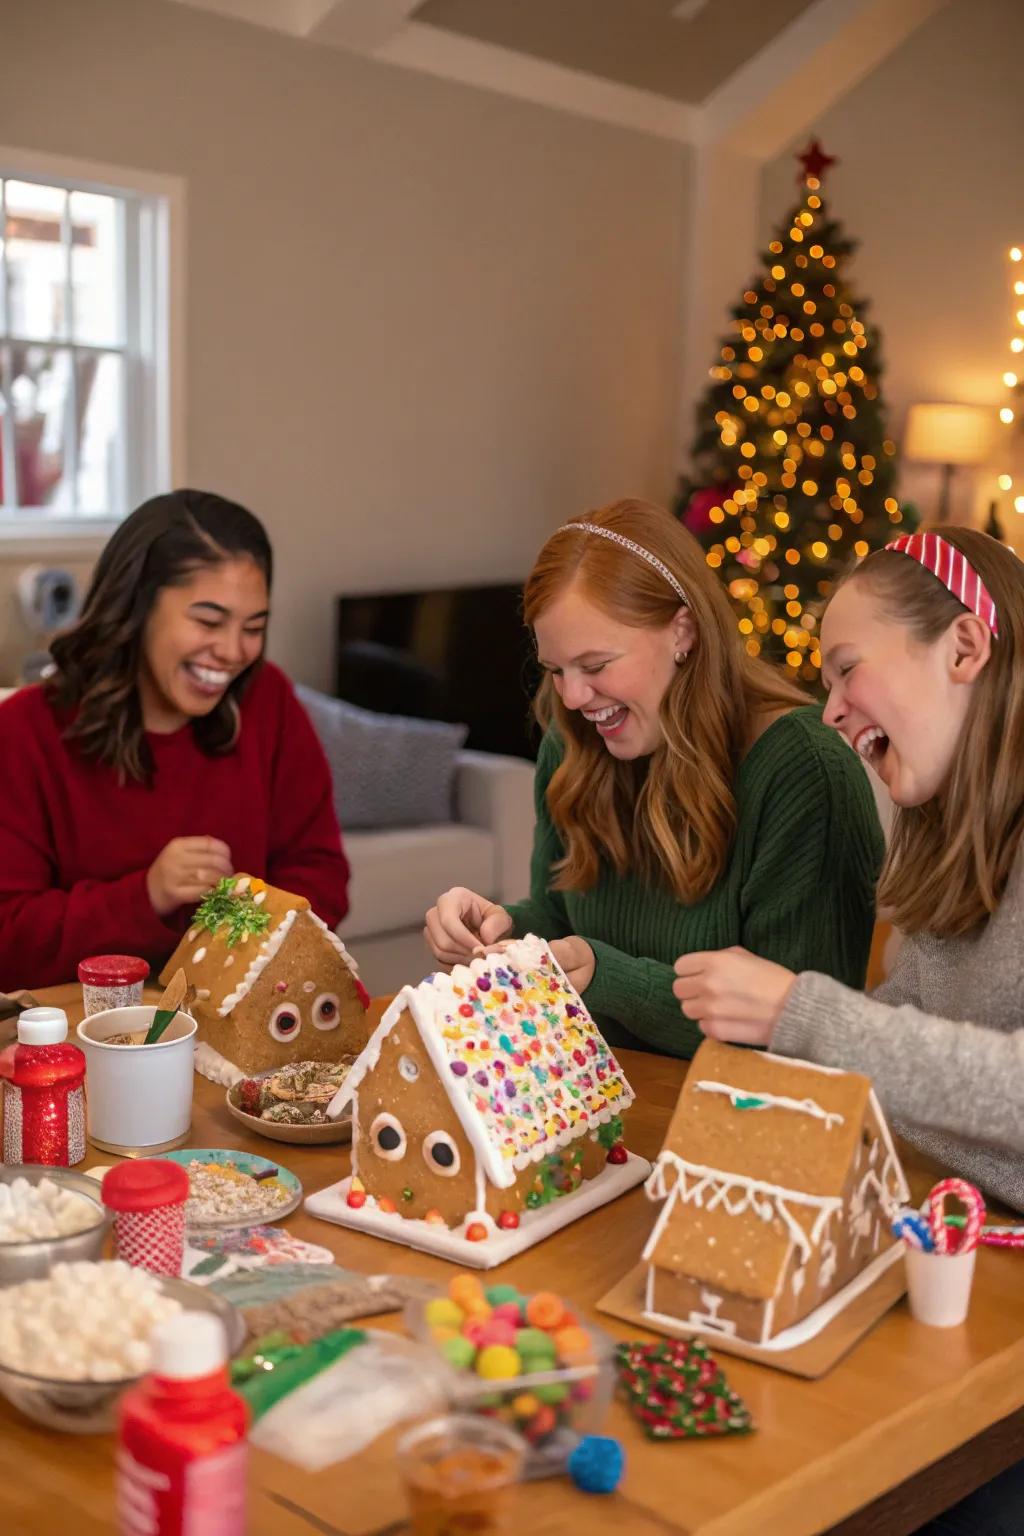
[844,525,1024,936]
[524,499,807,903]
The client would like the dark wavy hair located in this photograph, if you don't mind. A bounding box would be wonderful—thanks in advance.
[49,489,273,783]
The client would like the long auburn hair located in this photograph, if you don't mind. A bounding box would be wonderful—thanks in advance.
[524,499,807,903]
[49,488,273,784]
[841,525,1024,937]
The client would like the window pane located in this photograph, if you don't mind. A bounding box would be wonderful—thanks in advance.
[10,344,72,508]
[76,351,123,512]
[5,181,69,342]
[70,191,123,347]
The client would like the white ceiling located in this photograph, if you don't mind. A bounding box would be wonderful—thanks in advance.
[413,0,817,105]
[160,0,946,145]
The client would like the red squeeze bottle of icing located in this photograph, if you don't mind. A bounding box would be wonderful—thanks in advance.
[0,1007,86,1166]
[116,1314,249,1536]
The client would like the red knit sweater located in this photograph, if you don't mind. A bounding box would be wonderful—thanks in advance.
[0,663,350,990]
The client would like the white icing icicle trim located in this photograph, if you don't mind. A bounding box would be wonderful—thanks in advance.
[308,912,361,976]
[218,907,297,1015]
[644,1152,841,1265]
[694,1079,845,1130]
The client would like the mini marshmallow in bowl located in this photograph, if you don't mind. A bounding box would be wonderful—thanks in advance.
[0,1177,98,1243]
[0,1261,182,1381]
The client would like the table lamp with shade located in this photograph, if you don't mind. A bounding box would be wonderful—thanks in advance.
[903,403,996,522]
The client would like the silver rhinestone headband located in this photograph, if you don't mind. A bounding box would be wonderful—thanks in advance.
[557,522,689,607]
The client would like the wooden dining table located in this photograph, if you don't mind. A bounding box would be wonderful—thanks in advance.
[1,984,1022,1536]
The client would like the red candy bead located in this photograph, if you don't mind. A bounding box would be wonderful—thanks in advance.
[606,1143,629,1165]
[497,1210,520,1230]
[466,1221,489,1242]
[347,1188,366,1209]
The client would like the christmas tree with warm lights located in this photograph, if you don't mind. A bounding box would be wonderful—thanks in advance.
[680,141,909,682]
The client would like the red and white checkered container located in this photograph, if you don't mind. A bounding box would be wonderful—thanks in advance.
[78,954,150,1017]
[101,1159,190,1276]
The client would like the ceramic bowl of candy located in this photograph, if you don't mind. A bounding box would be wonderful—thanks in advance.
[0,1166,111,1288]
[0,1260,244,1433]
[405,1275,614,1478]
[225,1058,355,1146]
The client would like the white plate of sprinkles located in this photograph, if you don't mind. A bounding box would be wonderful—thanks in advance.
[161,1149,302,1232]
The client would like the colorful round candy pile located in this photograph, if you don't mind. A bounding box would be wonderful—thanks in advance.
[423,1274,599,1445]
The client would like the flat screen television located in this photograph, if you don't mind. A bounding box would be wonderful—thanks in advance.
[335,583,541,759]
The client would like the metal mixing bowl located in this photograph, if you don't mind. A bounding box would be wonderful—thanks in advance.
[0,1271,244,1433]
[0,1165,110,1287]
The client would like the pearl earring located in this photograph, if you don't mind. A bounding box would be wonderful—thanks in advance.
[674,650,688,666]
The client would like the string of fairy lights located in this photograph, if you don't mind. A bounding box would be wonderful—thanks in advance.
[997,245,1024,514]
[701,172,901,676]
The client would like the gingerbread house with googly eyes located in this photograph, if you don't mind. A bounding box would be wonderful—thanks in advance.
[640,1038,909,1349]
[304,934,652,1268]
[160,875,373,1084]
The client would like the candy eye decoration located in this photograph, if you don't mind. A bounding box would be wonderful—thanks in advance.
[422,1131,460,1177]
[268,1003,301,1043]
[370,1113,407,1161]
[398,1054,420,1083]
[312,992,340,1031]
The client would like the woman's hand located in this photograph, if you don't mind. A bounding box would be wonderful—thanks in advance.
[424,887,513,966]
[549,936,596,995]
[672,946,796,1046]
[146,837,233,917]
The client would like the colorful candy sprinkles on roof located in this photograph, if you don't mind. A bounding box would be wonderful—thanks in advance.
[333,934,635,1191]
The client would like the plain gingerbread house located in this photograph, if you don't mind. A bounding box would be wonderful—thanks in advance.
[641,1038,909,1346]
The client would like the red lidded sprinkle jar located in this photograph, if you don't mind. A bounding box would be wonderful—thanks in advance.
[78,954,150,1017]
[101,1159,190,1276]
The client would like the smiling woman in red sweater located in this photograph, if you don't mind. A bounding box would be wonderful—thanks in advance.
[0,489,349,991]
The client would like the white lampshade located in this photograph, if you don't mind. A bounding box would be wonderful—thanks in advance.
[903,403,996,467]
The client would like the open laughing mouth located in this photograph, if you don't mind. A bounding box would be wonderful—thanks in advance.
[183,662,233,696]
[583,704,629,737]
[853,724,889,765]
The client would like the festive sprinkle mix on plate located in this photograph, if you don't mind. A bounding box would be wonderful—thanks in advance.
[184,1160,292,1224]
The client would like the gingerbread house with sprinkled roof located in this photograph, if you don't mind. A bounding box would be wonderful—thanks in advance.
[641,1039,909,1347]
[306,935,650,1264]
[160,875,373,1081]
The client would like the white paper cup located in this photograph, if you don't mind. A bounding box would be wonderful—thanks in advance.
[904,1246,977,1327]
[76,1006,197,1155]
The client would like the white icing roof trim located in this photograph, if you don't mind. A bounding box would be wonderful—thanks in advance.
[327,935,633,1191]
[693,1079,846,1130]
[218,907,297,1016]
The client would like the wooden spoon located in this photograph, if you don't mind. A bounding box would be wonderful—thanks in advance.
[143,969,194,1045]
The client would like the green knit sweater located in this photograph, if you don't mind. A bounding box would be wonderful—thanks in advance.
[504,706,884,1058]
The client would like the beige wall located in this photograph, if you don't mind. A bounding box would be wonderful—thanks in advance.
[760,0,1024,543]
[0,0,687,686]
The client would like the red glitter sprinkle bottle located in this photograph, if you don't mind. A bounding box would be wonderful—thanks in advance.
[0,1007,86,1166]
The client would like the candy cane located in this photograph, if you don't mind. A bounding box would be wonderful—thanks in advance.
[927,1178,986,1255]
[892,1209,933,1252]
[980,1226,1024,1250]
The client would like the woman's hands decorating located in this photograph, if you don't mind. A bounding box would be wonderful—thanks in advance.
[424,887,514,966]
[549,937,596,995]
[146,837,233,917]
[672,946,796,1046]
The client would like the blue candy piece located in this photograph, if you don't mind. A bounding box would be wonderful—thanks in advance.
[568,1435,625,1495]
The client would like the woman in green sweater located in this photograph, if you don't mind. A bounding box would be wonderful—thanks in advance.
[424,499,883,1056]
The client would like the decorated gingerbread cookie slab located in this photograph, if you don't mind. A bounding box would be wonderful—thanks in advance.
[305,935,650,1266]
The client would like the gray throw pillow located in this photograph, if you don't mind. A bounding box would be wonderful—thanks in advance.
[296,685,468,830]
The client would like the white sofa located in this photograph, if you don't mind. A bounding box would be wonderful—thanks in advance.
[0,685,536,997]
[339,749,534,995]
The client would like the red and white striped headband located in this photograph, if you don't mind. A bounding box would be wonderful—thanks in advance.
[884,532,1000,639]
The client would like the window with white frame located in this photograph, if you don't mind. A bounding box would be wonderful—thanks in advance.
[0,158,175,531]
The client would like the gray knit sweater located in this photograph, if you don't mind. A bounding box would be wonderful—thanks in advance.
[773,849,1024,1215]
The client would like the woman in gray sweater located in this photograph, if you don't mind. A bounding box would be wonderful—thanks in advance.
[674,525,1024,1534]
[672,526,1023,1217]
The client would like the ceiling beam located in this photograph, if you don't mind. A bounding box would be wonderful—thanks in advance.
[700,0,948,154]
[369,22,698,143]
[303,0,423,52]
